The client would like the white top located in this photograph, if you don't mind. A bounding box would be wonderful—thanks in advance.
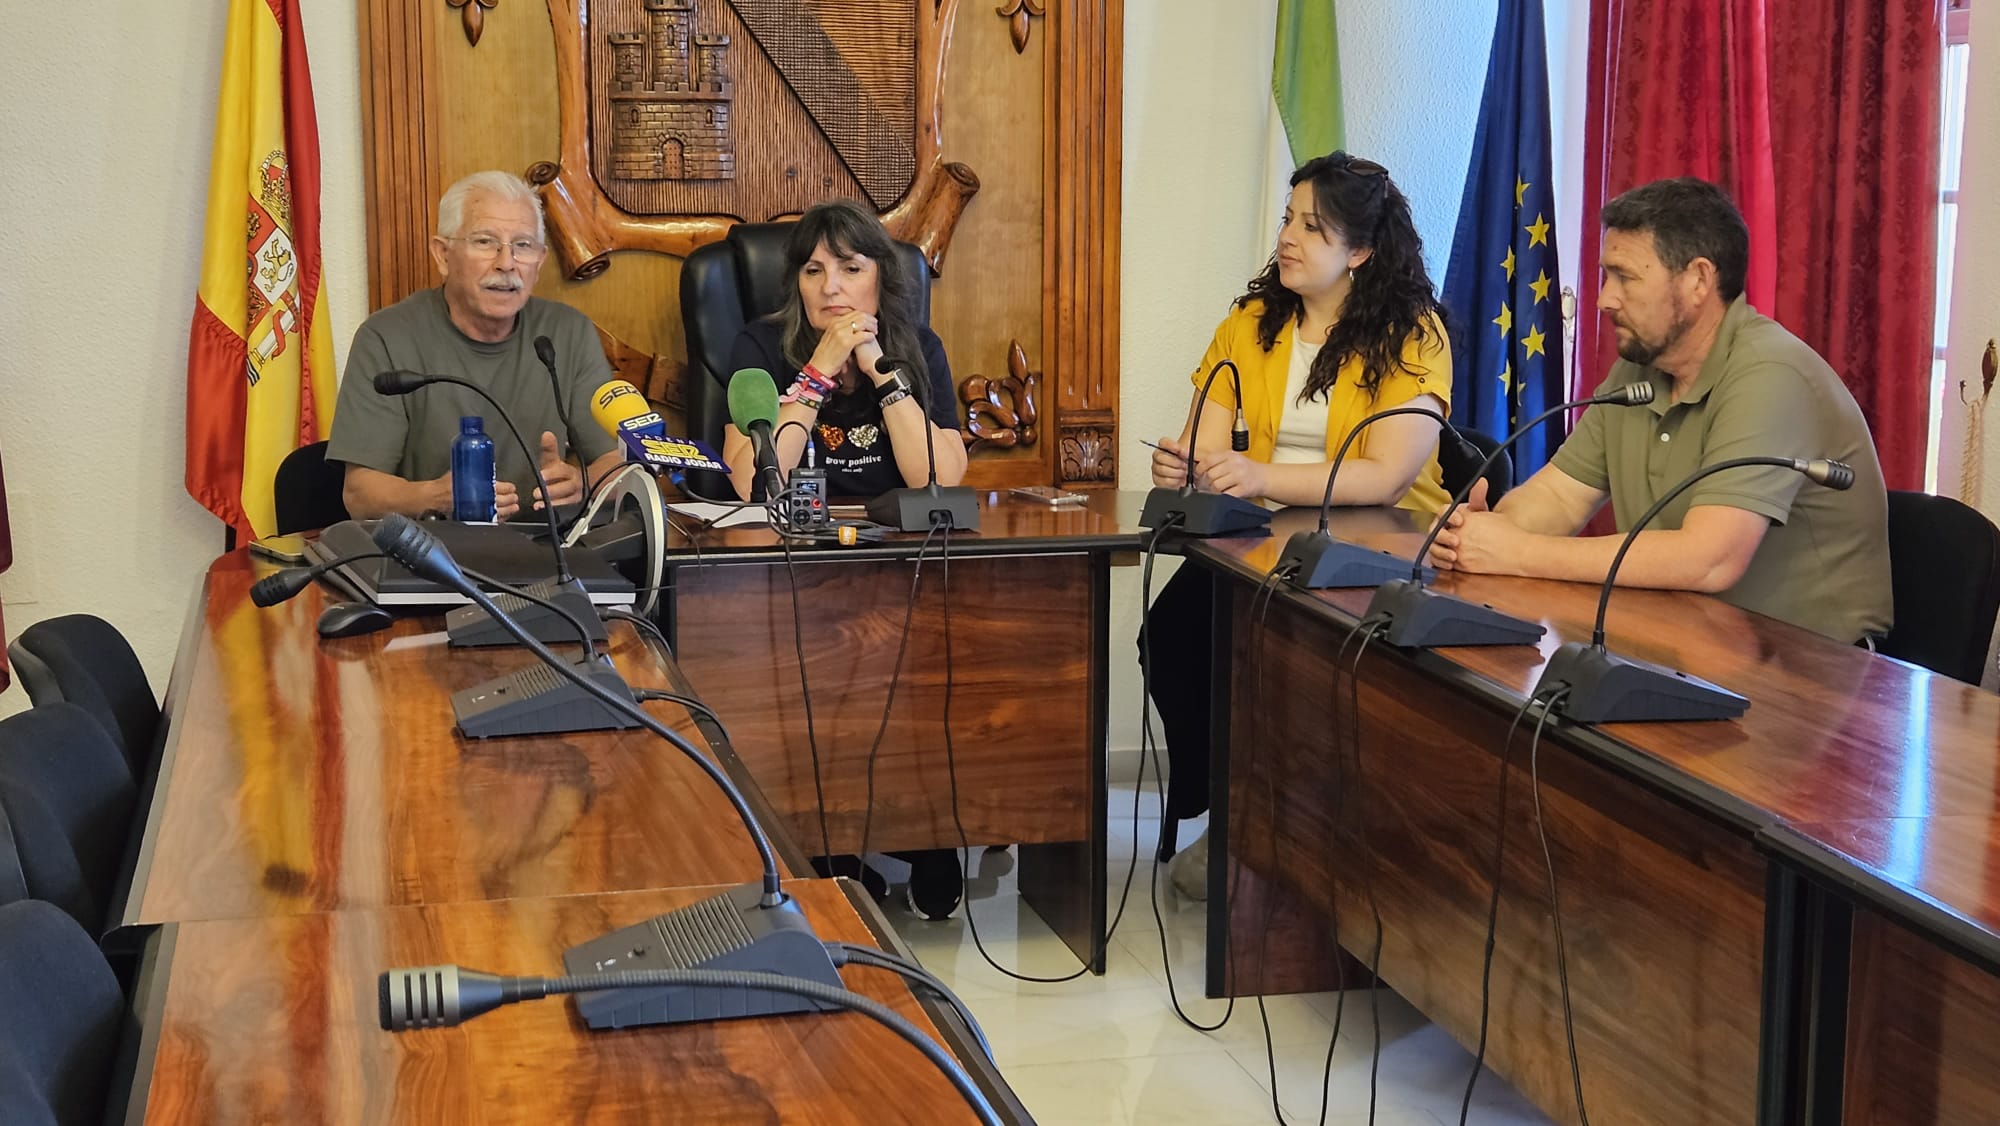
[1271,337,1328,465]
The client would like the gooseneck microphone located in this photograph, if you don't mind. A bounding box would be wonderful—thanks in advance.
[250,552,383,608]
[369,513,868,1039]
[725,369,787,502]
[1274,406,1468,589]
[1138,359,1273,536]
[532,336,583,469]
[1363,382,1659,648]
[372,370,607,650]
[1531,455,1854,722]
[862,354,981,532]
[375,964,1003,1126]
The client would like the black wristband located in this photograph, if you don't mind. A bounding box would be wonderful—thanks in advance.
[873,369,914,405]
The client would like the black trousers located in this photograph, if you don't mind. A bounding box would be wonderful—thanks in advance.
[1137,564,1215,821]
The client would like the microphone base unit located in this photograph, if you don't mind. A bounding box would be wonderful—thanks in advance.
[1534,641,1750,723]
[562,881,842,1030]
[1365,578,1547,648]
[867,485,982,533]
[1277,531,1435,590]
[446,577,608,648]
[451,656,640,738]
[1137,487,1272,537]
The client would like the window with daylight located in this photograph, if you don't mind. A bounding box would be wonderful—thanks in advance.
[1927,0,1974,490]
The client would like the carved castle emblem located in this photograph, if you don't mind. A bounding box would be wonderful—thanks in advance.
[604,1,736,183]
[583,0,917,219]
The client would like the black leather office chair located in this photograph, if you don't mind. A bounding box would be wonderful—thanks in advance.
[6,615,159,777]
[273,439,350,534]
[1437,428,1513,505]
[0,704,138,936]
[0,900,124,1126]
[680,223,934,498]
[1879,490,2000,686]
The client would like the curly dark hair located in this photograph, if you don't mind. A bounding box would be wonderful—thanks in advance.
[1238,151,1442,401]
[771,199,929,386]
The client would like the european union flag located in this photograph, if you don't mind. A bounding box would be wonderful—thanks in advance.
[1442,0,1564,479]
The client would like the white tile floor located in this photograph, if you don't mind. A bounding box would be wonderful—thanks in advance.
[875,784,1556,1126]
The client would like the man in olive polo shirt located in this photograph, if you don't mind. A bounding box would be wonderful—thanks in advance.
[1427,177,1891,643]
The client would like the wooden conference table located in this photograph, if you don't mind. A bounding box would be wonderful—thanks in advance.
[104,551,1028,1124]
[656,491,1143,969]
[1182,505,2000,1126]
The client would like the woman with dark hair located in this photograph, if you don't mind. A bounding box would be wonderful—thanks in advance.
[722,198,967,499]
[722,199,969,919]
[1141,152,1453,898]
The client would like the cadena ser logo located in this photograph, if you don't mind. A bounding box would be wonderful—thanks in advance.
[597,383,644,410]
[618,412,666,433]
[641,436,706,461]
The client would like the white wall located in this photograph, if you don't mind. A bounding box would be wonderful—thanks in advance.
[0,0,370,716]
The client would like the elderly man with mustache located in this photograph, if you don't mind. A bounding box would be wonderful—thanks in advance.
[328,170,623,521]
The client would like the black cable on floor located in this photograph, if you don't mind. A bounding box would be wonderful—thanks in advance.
[939,521,1151,984]
[1457,686,1560,1126]
[1134,518,1239,1032]
[1527,686,1592,1126]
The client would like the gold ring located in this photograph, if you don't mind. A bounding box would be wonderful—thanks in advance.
[851,321,860,330]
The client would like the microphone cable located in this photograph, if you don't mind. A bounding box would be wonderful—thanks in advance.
[1338,614,1394,1126]
[854,521,946,868]
[1133,514,1235,1029]
[778,533,837,867]
[1527,685,1591,1126]
[936,522,1153,985]
[1456,684,1561,1126]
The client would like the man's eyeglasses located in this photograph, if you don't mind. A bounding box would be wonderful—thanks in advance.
[448,234,548,263]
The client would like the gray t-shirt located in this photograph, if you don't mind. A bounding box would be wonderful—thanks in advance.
[327,288,619,503]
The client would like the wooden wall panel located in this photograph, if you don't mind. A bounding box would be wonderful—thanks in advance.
[929,5,1049,486]
[360,0,1121,485]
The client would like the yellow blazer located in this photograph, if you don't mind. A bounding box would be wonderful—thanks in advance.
[1191,301,1453,517]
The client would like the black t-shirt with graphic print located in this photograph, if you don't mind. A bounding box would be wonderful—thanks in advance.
[728,318,959,498]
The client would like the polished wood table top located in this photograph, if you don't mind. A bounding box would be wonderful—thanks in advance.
[1186,505,2000,832]
[115,552,798,931]
[123,879,1002,1125]
[1763,814,2000,976]
[662,490,1143,561]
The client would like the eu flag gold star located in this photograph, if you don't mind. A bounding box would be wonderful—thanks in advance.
[1523,324,1548,359]
[1525,213,1551,248]
[1502,247,1516,280]
[1516,178,1529,207]
[1530,270,1553,305]
[1493,302,1514,338]
[1499,360,1513,392]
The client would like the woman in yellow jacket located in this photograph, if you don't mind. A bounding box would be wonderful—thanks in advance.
[1142,151,1452,899]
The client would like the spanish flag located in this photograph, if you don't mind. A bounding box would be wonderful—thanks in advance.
[186,0,337,541]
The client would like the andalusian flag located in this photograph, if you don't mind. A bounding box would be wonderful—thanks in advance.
[1257,0,1343,269]
[186,0,336,540]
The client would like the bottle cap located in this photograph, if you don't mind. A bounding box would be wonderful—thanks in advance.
[460,416,484,434]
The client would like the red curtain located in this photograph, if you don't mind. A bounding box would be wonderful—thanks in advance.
[1766,1,1942,491]
[1580,0,1942,491]
[1578,0,1777,395]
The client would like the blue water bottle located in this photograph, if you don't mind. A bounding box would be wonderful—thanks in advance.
[450,416,497,522]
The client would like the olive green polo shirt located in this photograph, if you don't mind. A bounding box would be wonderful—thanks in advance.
[1550,297,1892,643]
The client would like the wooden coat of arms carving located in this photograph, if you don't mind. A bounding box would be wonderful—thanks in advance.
[536,0,970,278]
